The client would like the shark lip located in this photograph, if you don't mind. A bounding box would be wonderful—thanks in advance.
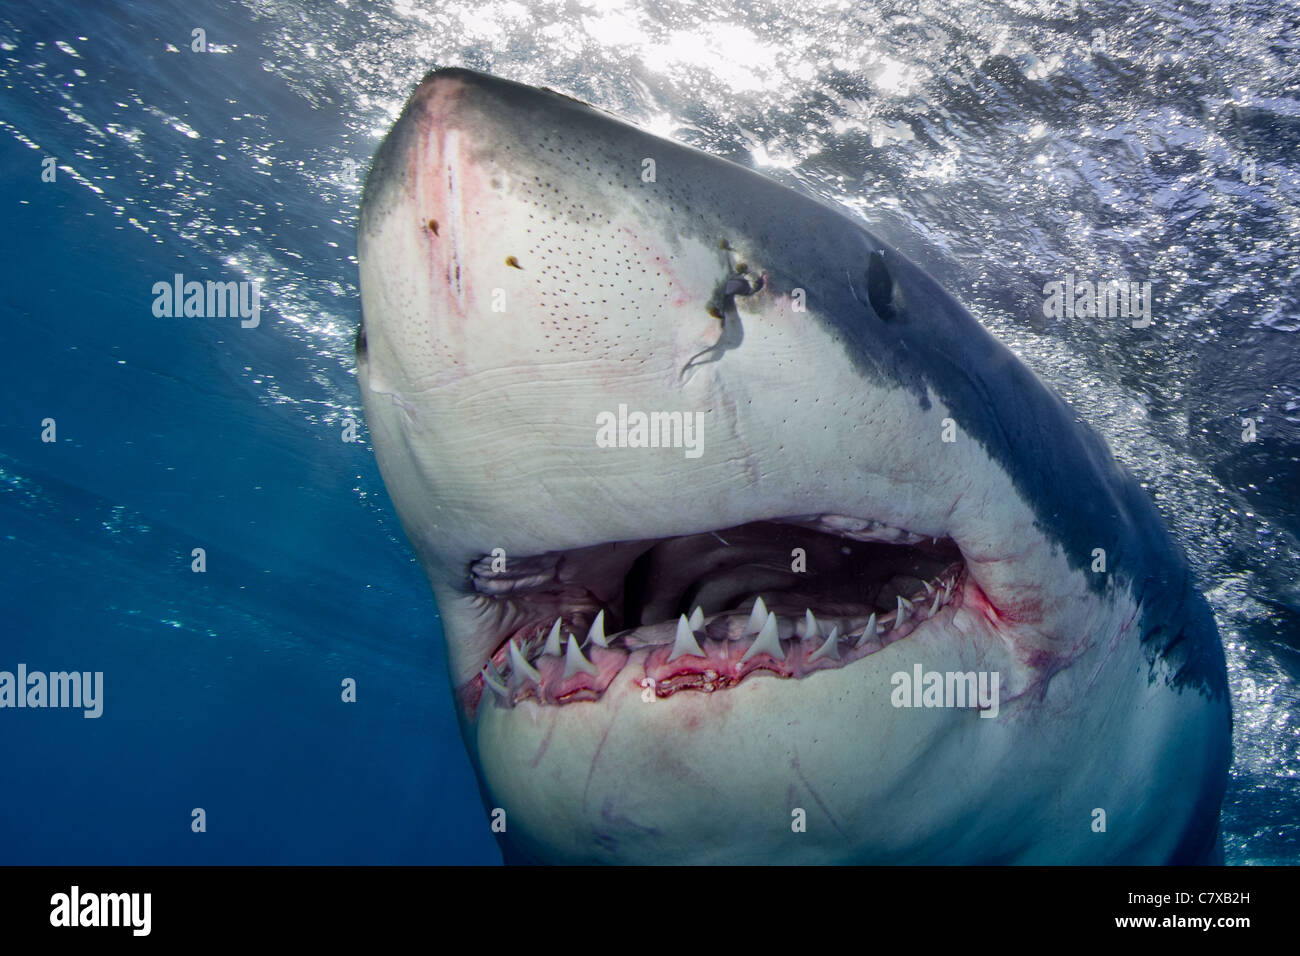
[464,514,968,710]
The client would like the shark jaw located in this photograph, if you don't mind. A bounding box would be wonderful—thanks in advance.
[356,68,1230,864]
[465,516,969,711]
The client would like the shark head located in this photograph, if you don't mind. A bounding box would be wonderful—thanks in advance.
[357,68,1231,863]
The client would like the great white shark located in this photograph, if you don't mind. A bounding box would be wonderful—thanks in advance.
[356,68,1231,864]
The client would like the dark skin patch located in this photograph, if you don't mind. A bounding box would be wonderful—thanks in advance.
[866,249,896,321]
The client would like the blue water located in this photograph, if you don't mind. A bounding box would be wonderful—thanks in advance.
[1,0,1297,864]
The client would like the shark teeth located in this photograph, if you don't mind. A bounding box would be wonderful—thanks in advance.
[481,662,508,698]
[809,625,841,662]
[856,612,877,649]
[586,609,608,648]
[486,562,964,705]
[508,639,541,685]
[543,618,563,656]
[895,595,912,630]
[742,611,785,662]
[563,635,598,678]
[668,614,706,662]
[802,608,820,640]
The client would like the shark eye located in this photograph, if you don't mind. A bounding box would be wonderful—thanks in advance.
[866,249,897,321]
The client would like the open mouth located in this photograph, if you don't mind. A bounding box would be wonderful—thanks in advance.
[467,514,968,708]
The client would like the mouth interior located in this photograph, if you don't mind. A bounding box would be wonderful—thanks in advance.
[470,516,966,708]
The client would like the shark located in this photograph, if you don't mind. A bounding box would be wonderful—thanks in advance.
[355,68,1231,864]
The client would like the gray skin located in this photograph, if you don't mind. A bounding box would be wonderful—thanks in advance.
[356,68,1230,864]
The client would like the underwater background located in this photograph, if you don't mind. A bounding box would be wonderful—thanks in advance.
[0,0,1296,864]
